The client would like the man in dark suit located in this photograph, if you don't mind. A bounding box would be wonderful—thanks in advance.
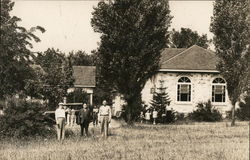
[78,103,91,136]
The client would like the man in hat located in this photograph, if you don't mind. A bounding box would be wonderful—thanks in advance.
[78,103,91,137]
[55,102,66,141]
[98,100,112,138]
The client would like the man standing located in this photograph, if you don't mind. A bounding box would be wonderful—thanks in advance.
[55,103,66,141]
[92,105,99,127]
[98,100,112,138]
[78,103,91,137]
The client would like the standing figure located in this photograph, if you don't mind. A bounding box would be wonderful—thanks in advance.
[145,110,151,124]
[140,111,144,123]
[98,100,112,138]
[152,109,158,125]
[55,103,66,141]
[78,103,91,137]
[70,108,76,126]
[161,110,166,124]
[92,105,99,127]
[66,107,72,126]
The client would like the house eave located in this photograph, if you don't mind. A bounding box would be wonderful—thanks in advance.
[158,69,220,73]
[73,85,96,88]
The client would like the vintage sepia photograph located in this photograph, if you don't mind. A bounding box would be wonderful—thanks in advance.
[0,0,249,159]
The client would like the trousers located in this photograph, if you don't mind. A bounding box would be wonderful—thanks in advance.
[100,116,109,138]
[56,117,65,141]
[80,120,89,136]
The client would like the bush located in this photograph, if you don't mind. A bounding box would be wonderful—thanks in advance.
[188,100,222,122]
[235,96,250,121]
[164,110,176,123]
[0,98,55,138]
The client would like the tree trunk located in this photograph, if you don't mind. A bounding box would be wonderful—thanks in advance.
[231,102,236,126]
[126,106,133,125]
[125,94,141,125]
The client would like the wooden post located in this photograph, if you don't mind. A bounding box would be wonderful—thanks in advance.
[90,93,93,106]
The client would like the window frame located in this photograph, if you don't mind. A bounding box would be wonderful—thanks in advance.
[177,77,192,103]
[212,78,226,103]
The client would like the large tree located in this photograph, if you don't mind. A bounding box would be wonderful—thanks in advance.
[210,0,250,126]
[35,48,74,109]
[170,28,211,49]
[91,0,172,124]
[0,0,45,98]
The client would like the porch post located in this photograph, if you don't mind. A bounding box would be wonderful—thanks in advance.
[90,93,93,106]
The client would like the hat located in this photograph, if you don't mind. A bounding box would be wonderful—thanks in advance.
[59,102,64,106]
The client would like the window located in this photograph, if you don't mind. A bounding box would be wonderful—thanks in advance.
[177,77,191,102]
[212,78,226,102]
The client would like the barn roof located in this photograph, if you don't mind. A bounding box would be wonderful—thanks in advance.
[160,45,219,72]
[73,66,96,88]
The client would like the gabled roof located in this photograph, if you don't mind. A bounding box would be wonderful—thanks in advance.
[160,45,219,72]
[73,66,96,88]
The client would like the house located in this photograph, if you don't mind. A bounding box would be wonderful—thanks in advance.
[29,65,96,106]
[114,45,232,116]
[67,66,96,105]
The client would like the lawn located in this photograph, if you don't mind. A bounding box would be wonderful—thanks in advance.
[0,121,249,160]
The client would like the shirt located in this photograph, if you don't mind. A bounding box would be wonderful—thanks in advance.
[93,108,99,113]
[145,112,151,120]
[55,108,66,119]
[153,111,158,118]
[78,108,90,124]
[98,105,112,121]
[99,105,111,116]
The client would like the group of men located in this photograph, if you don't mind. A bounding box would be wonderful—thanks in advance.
[55,100,112,141]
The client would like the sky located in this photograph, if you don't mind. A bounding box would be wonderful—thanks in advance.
[11,0,214,54]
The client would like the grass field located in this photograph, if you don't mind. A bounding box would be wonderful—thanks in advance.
[0,121,249,160]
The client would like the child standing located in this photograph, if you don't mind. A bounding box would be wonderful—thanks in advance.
[145,110,151,124]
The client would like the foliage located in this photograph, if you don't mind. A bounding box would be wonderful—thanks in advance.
[0,97,55,138]
[68,50,97,66]
[163,110,175,123]
[210,0,250,125]
[66,88,89,104]
[35,48,74,110]
[170,28,211,49]
[188,100,222,122]
[150,80,171,118]
[235,96,250,121]
[0,0,45,98]
[91,0,172,124]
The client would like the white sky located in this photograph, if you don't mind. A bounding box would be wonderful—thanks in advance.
[11,0,214,54]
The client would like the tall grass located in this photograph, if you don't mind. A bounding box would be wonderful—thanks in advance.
[0,122,249,160]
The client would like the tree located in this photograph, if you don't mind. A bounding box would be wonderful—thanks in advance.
[150,80,171,117]
[210,0,250,126]
[0,0,45,98]
[66,88,89,104]
[68,50,96,66]
[91,0,172,124]
[170,28,211,49]
[35,48,74,110]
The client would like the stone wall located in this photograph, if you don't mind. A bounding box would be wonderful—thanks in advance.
[141,72,232,115]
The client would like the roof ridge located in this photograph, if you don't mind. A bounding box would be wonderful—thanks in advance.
[161,45,197,65]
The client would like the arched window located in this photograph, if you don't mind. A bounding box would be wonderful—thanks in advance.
[212,78,226,102]
[177,77,191,102]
